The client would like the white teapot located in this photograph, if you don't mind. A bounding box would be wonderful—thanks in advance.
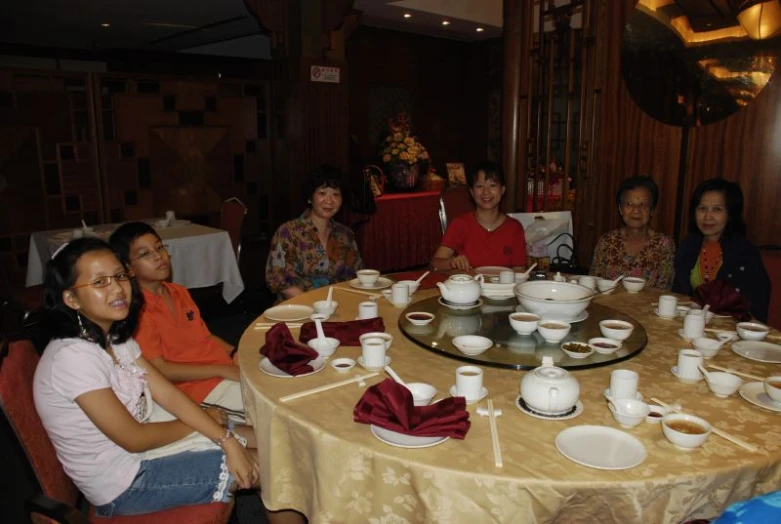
[437,274,484,305]
[520,356,579,415]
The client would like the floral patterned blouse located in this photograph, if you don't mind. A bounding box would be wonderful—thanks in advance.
[590,228,675,289]
[265,210,364,295]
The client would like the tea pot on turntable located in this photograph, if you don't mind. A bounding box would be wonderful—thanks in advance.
[437,273,484,305]
[520,356,580,415]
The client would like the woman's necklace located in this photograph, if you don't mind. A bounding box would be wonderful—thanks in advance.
[475,212,502,232]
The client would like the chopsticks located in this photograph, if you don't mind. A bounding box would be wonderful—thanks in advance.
[487,399,503,468]
[708,364,764,382]
[279,372,380,402]
[335,287,382,299]
[650,397,759,453]
[253,322,303,331]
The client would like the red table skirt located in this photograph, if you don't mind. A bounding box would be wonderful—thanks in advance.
[352,191,443,272]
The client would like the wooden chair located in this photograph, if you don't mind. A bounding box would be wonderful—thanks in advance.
[220,197,247,264]
[438,187,473,233]
[0,339,233,524]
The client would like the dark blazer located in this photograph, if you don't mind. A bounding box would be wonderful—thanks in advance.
[673,234,771,323]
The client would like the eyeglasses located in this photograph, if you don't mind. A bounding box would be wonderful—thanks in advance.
[622,201,650,210]
[129,244,170,262]
[70,271,133,290]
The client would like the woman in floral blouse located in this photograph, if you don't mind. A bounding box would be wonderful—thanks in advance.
[265,166,364,299]
[590,176,675,289]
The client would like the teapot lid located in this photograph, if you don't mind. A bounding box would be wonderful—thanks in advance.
[533,356,571,381]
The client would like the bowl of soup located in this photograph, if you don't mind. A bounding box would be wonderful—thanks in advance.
[736,322,769,341]
[662,413,712,449]
[599,320,634,341]
[537,319,572,344]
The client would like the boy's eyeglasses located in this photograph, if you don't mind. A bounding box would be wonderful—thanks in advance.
[129,244,170,262]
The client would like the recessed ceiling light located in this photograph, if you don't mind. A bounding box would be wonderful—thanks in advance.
[403,13,412,19]
[476,27,485,32]
[442,20,450,26]
[101,22,110,28]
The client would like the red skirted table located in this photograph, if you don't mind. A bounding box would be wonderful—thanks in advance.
[352,191,442,272]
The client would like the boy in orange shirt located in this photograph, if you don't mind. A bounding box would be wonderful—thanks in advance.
[110,222,249,435]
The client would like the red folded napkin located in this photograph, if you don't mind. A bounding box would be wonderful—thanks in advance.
[354,379,471,439]
[694,279,752,322]
[391,271,448,291]
[260,324,319,375]
[299,317,385,346]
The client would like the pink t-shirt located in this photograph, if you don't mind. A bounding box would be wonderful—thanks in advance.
[33,337,148,506]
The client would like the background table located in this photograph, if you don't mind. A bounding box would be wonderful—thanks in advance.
[239,286,781,523]
[26,222,244,303]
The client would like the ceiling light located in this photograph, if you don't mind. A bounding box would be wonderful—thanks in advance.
[736,0,781,40]
[403,13,412,19]
[101,23,110,28]
[476,27,485,32]
[442,20,450,26]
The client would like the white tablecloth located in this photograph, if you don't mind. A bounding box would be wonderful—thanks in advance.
[26,222,244,303]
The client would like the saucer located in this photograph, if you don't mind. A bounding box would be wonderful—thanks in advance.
[603,389,643,402]
[448,385,488,404]
[738,382,781,413]
[671,365,703,384]
[654,308,677,320]
[357,356,391,371]
[438,297,483,311]
[516,396,584,420]
[349,277,394,290]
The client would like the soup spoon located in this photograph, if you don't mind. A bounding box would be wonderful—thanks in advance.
[698,365,714,382]
[384,366,407,387]
[415,271,431,284]
[314,317,327,341]
[610,275,625,285]
[520,263,538,277]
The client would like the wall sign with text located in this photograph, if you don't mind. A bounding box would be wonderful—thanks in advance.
[310,66,341,84]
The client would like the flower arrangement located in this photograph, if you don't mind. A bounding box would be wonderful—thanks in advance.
[380,112,429,167]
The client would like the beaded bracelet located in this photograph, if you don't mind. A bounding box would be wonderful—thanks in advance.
[213,428,235,448]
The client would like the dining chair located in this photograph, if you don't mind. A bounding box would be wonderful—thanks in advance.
[220,197,247,264]
[0,339,234,524]
[438,187,473,234]
[1,264,44,338]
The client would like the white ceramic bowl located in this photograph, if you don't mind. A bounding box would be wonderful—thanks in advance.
[357,269,380,286]
[704,371,742,398]
[406,382,437,406]
[359,332,393,350]
[596,278,617,293]
[405,311,434,326]
[764,376,781,403]
[691,337,723,359]
[396,279,420,294]
[736,322,769,341]
[561,341,594,359]
[662,413,712,449]
[587,337,622,355]
[307,337,340,357]
[608,399,650,428]
[452,335,493,356]
[313,300,338,316]
[508,312,540,335]
[514,281,594,320]
[330,357,355,373]
[622,277,646,293]
[599,320,634,341]
[646,405,667,424]
[537,319,572,344]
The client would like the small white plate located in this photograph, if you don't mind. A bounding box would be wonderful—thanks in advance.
[516,396,584,420]
[263,304,315,322]
[671,365,703,384]
[258,356,326,378]
[555,425,647,470]
[438,297,484,310]
[732,341,781,364]
[474,266,512,276]
[515,306,588,324]
[603,389,644,402]
[357,355,391,371]
[349,277,394,290]
[739,382,781,412]
[448,385,488,404]
[370,425,450,448]
[654,308,677,320]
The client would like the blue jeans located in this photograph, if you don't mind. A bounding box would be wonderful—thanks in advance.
[94,449,235,517]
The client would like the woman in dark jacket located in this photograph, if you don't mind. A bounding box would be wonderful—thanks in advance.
[673,178,770,322]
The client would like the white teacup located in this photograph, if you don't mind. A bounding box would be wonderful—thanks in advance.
[682,314,705,339]
[361,337,386,368]
[313,300,338,316]
[357,269,380,286]
[499,270,515,284]
[610,369,639,399]
[390,283,410,305]
[455,366,483,402]
[578,275,597,290]
[658,295,678,317]
[677,349,703,379]
[358,301,378,319]
[764,376,781,404]
[165,210,176,222]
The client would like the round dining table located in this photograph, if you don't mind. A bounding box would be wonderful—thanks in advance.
[238,279,781,523]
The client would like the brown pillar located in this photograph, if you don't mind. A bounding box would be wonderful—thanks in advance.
[502,0,522,211]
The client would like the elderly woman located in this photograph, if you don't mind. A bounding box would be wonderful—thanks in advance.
[430,161,527,271]
[266,165,364,299]
[590,176,675,289]
[673,178,770,323]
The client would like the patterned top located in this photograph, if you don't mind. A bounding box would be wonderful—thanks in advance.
[590,228,675,289]
[266,210,364,295]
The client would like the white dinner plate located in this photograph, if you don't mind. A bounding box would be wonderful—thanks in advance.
[474,266,512,277]
[263,304,315,322]
[349,277,394,290]
[370,425,450,448]
[515,305,589,324]
[555,425,647,470]
[739,382,781,413]
[258,356,326,378]
[732,341,781,363]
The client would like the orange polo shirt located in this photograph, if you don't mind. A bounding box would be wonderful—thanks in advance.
[135,282,232,403]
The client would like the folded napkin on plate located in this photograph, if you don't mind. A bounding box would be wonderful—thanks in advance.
[299,317,385,346]
[260,324,319,375]
[390,271,448,291]
[694,279,752,322]
[354,379,470,439]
